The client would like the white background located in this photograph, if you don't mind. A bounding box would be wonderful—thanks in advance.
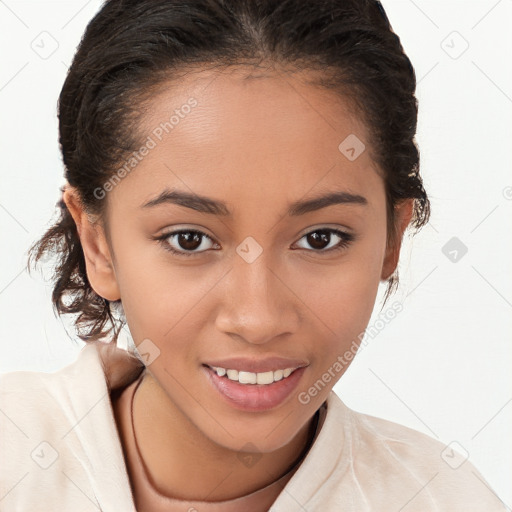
[0,0,511,507]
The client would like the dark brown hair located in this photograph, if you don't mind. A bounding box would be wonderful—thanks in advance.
[27,0,430,344]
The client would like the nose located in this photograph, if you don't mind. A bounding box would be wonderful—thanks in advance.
[215,248,300,345]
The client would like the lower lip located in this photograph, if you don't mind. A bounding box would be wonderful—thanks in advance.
[203,365,306,412]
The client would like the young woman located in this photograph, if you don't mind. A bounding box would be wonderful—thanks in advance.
[0,0,505,510]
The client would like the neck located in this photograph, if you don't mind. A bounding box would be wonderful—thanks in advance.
[132,370,317,501]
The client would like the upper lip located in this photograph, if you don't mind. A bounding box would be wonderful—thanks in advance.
[203,357,309,373]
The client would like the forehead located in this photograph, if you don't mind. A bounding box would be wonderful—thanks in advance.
[112,66,383,215]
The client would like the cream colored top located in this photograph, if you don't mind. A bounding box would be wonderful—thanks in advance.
[0,341,507,511]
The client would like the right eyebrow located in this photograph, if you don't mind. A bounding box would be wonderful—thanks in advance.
[141,188,230,215]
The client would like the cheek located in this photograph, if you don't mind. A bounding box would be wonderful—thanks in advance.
[297,238,384,334]
[299,264,378,344]
[293,234,386,362]
[116,247,225,357]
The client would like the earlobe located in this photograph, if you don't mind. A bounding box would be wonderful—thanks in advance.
[62,185,121,301]
[381,199,414,281]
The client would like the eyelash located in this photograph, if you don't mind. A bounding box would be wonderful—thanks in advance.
[154,228,355,258]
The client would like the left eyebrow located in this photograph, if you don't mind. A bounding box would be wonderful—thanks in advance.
[140,188,368,216]
[288,190,368,215]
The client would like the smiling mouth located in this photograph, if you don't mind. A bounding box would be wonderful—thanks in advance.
[205,364,301,385]
[203,363,307,412]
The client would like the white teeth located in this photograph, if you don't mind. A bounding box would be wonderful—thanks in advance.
[256,371,274,385]
[226,369,239,380]
[211,366,298,385]
[238,371,257,384]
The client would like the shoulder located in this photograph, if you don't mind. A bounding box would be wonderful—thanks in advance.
[0,343,106,433]
[0,343,136,510]
[281,392,506,512]
[330,393,506,511]
[0,341,143,417]
[0,348,91,432]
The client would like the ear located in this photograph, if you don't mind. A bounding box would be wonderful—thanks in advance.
[381,199,414,281]
[62,185,121,301]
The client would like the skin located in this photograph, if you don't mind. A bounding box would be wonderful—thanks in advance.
[64,66,413,504]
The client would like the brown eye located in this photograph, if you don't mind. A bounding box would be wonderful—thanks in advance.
[156,230,218,257]
[175,232,202,251]
[306,231,331,250]
[295,228,354,253]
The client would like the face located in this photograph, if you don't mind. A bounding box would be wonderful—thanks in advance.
[68,67,411,454]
